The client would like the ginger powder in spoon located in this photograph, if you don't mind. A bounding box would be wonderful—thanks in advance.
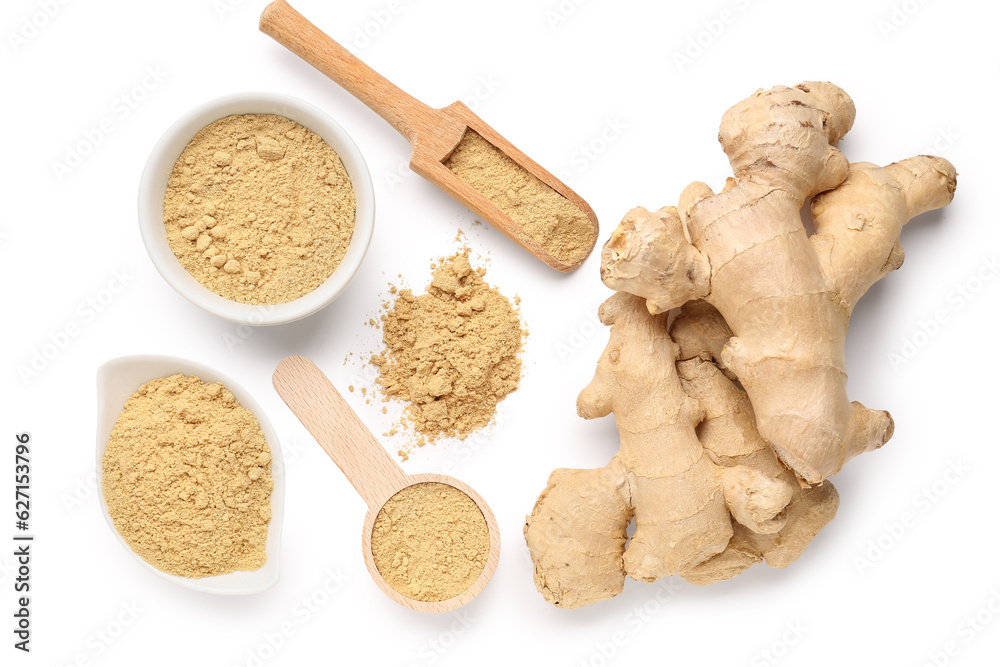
[371,482,489,602]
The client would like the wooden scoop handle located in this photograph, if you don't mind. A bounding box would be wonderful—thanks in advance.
[260,0,435,142]
[272,356,407,509]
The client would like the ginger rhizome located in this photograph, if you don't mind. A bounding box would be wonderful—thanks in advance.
[525,295,838,606]
[524,81,956,608]
[601,83,956,483]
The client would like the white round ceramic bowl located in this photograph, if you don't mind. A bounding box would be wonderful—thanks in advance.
[138,92,375,325]
[96,355,285,595]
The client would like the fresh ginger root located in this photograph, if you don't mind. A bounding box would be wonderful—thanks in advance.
[672,302,839,583]
[526,293,731,608]
[524,294,836,606]
[525,81,955,608]
[601,82,957,483]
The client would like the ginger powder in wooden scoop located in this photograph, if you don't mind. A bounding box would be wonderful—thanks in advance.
[260,0,599,272]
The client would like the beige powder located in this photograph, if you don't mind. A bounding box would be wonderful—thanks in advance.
[164,114,355,305]
[371,482,489,601]
[101,374,273,578]
[371,250,525,451]
[444,129,596,266]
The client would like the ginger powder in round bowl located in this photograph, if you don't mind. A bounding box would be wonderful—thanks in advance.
[164,113,355,306]
[139,92,375,325]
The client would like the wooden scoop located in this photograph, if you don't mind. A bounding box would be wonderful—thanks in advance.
[260,0,598,272]
[272,356,500,612]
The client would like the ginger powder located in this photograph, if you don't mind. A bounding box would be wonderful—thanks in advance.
[371,250,526,453]
[371,482,489,601]
[444,129,596,266]
[163,113,355,305]
[101,374,273,578]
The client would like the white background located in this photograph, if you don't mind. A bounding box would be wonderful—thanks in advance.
[2,0,998,665]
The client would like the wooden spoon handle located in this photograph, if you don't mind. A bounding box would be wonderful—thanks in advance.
[260,0,435,142]
[272,356,407,508]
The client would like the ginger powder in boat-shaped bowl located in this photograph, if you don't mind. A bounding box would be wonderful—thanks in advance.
[96,355,285,594]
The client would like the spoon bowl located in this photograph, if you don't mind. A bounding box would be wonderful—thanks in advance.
[361,473,500,612]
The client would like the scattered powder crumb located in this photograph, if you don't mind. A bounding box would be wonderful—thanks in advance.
[348,385,355,392]
[444,129,596,266]
[371,250,526,456]
[164,114,356,305]
[370,482,488,601]
[101,375,273,578]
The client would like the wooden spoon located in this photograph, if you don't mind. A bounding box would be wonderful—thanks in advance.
[260,0,599,272]
[272,356,500,612]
